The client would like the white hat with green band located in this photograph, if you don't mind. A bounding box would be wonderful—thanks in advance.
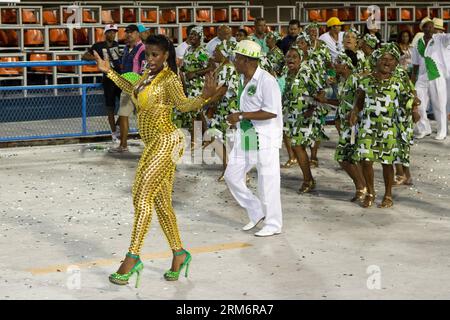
[234,40,261,59]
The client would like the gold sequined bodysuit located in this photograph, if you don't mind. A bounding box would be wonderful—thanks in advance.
[107,67,207,255]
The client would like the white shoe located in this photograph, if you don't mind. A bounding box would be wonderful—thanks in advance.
[434,134,446,141]
[242,217,264,231]
[254,227,282,237]
[415,131,431,139]
[111,132,120,144]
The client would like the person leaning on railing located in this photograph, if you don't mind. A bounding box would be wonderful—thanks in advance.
[93,34,223,287]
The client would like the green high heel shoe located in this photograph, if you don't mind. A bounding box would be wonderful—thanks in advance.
[164,249,192,281]
[109,252,144,288]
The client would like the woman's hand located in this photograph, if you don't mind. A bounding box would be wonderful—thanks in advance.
[201,72,223,100]
[93,51,110,73]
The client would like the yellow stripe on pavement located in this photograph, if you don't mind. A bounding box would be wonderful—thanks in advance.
[26,242,252,275]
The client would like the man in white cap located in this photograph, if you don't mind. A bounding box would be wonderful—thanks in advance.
[224,39,283,237]
[82,24,122,143]
[433,18,450,124]
[412,17,450,140]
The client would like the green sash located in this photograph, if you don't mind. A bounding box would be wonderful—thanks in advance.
[417,38,441,81]
[238,79,259,151]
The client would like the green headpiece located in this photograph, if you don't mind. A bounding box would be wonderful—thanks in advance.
[345,27,361,39]
[190,26,204,43]
[305,23,320,34]
[296,32,311,46]
[372,42,401,62]
[216,39,237,58]
[363,33,380,49]
[266,31,282,42]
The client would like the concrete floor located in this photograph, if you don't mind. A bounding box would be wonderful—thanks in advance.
[0,126,449,300]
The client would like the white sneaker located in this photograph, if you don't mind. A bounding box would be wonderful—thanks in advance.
[434,134,446,141]
[254,227,282,237]
[242,217,264,231]
[415,131,431,139]
[111,132,120,144]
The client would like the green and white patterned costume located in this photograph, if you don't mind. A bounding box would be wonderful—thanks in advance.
[335,73,360,162]
[176,44,210,128]
[353,68,414,165]
[393,65,416,166]
[282,52,328,147]
[266,46,285,77]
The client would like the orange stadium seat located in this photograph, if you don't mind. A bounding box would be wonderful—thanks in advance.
[49,29,68,46]
[101,10,113,24]
[178,9,191,22]
[0,30,18,47]
[123,8,136,23]
[213,9,227,22]
[309,9,326,22]
[43,9,58,25]
[401,9,412,20]
[83,9,96,23]
[386,8,397,21]
[73,28,89,45]
[197,9,210,22]
[1,8,18,24]
[141,9,157,23]
[361,8,370,21]
[0,57,21,75]
[118,28,126,44]
[338,8,354,21]
[30,54,51,73]
[24,29,44,46]
[327,9,338,20]
[203,26,215,41]
[160,9,176,24]
[231,8,243,21]
[247,10,255,21]
[95,28,104,42]
[22,9,38,24]
[57,55,75,73]
[443,9,450,20]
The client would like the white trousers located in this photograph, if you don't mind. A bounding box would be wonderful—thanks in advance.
[224,144,283,232]
[447,78,450,115]
[415,77,448,137]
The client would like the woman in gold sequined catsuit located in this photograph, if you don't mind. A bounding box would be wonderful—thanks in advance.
[94,35,220,286]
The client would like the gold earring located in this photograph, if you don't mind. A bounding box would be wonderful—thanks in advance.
[163,61,168,68]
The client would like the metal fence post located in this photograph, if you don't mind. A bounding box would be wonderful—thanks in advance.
[81,86,87,135]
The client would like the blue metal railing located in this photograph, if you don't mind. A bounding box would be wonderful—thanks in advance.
[0,60,138,142]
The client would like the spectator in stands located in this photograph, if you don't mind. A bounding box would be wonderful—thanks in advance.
[176,24,195,67]
[206,25,234,57]
[82,24,122,143]
[319,17,345,62]
[110,24,146,153]
[138,24,152,42]
[397,30,414,75]
[412,17,450,141]
[278,19,301,55]
[250,17,269,54]
[236,28,248,42]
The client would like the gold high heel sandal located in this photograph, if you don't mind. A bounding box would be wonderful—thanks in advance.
[281,158,297,168]
[309,159,319,168]
[351,188,367,202]
[378,196,394,208]
[298,179,316,194]
[362,194,375,208]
